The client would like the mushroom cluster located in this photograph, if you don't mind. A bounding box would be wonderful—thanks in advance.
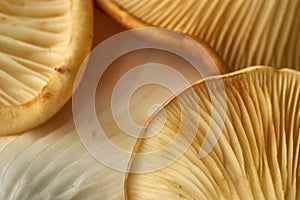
[0,1,299,200]
[97,0,300,70]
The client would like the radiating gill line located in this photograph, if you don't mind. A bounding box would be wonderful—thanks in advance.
[0,24,70,48]
[0,33,66,55]
[0,52,52,80]
[0,88,20,105]
[0,1,69,18]
[0,12,71,33]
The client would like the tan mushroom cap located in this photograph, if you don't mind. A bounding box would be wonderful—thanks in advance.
[126,66,300,200]
[97,0,300,70]
[0,0,93,135]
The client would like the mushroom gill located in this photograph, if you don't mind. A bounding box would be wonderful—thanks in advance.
[0,0,93,135]
[0,102,125,200]
[97,0,300,70]
[126,66,300,200]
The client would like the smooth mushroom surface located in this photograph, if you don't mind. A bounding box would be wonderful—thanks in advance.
[0,102,125,200]
[126,66,300,200]
[97,0,300,70]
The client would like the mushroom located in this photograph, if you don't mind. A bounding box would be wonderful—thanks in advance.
[0,19,229,199]
[0,102,125,200]
[97,0,300,70]
[0,0,93,135]
[126,66,300,199]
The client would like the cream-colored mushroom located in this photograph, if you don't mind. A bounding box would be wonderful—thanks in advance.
[126,66,300,200]
[0,22,229,199]
[0,101,126,200]
[97,0,300,70]
[0,0,93,135]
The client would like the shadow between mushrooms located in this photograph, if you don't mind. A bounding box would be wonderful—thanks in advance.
[126,66,300,200]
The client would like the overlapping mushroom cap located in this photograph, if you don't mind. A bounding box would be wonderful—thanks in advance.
[0,20,230,199]
[0,0,93,135]
[1,1,299,199]
[97,0,300,70]
[126,66,300,200]
[0,102,125,200]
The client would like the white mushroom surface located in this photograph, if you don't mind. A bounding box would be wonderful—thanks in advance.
[0,102,125,200]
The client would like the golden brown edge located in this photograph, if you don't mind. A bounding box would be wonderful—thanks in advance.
[189,35,229,74]
[97,0,300,72]
[96,0,228,74]
[96,0,149,29]
[123,65,300,199]
[0,0,94,135]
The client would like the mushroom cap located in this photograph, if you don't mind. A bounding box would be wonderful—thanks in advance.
[0,16,230,199]
[0,102,125,200]
[97,0,300,70]
[0,0,93,135]
[126,66,300,200]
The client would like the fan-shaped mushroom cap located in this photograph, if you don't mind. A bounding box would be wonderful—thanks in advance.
[97,0,300,70]
[126,66,300,200]
[0,0,93,135]
[0,15,229,198]
[0,102,126,199]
